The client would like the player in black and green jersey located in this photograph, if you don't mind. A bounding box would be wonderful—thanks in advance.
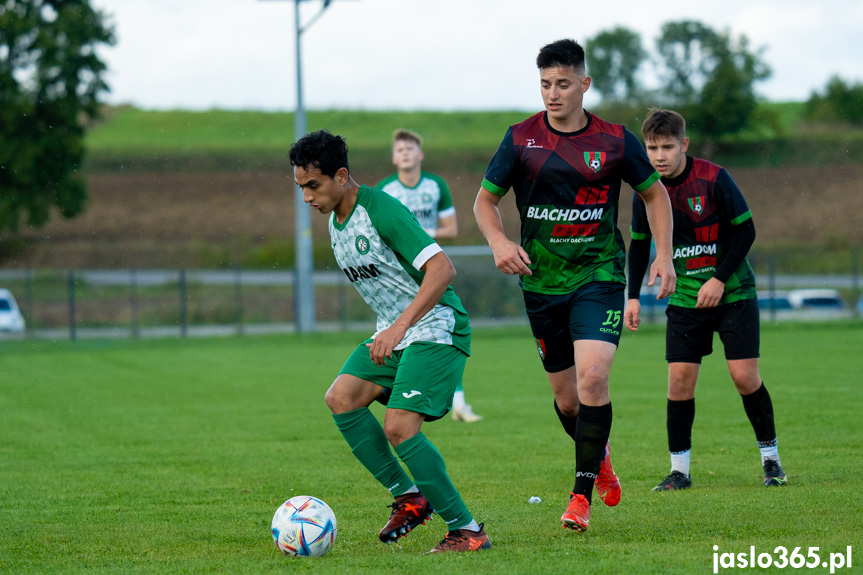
[290,130,490,553]
[625,109,787,491]
[474,39,676,533]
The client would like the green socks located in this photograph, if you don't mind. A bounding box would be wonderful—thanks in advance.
[395,432,473,530]
[332,408,413,496]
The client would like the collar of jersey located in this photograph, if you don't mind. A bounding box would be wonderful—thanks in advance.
[331,186,365,231]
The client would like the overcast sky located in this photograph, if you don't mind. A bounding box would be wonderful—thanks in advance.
[89,0,863,112]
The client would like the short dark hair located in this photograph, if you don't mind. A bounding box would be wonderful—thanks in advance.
[289,129,350,177]
[536,39,586,76]
[641,108,687,142]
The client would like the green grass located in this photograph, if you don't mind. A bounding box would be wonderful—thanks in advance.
[84,104,863,173]
[2,323,861,574]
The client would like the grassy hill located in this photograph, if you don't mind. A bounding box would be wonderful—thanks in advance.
[2,105,862,272]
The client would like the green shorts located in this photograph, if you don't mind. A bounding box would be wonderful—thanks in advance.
[339,340,467,420]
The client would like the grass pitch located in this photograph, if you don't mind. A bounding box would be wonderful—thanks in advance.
[1,322,861,574]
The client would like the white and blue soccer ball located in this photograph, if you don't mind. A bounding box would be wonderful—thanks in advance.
[271,495,337,558]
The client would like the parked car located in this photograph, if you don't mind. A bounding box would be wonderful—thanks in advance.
[787,289,847,310]
[0,288,26,332]
[786,289,851,319]
[757,290,793,312]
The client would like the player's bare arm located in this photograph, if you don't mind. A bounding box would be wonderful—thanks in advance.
[638,180,676,298]
[434,213,458,239]
[473,188,532,276]
[366,251,456,366]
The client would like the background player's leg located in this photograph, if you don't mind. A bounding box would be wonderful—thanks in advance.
[661,362,699,487]
[730,359,786,486]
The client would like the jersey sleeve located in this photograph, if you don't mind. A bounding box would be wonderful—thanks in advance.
[715,168,752,225]
[369,190,440,270]
[427,173,454,213]
[481,126,516,196]
[629,191,651,240]
[622,129,661,193]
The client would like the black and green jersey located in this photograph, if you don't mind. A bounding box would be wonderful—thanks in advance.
[329,186,470,355]
[482,111,660,295]
[630,156,757,308]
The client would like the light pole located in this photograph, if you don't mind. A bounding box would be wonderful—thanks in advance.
[263,0,336,332]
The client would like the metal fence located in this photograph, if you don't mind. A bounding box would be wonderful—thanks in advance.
[0,246,860,341]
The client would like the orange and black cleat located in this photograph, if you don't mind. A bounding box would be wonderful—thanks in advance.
[427,523,491,553]
[379,492,434,543]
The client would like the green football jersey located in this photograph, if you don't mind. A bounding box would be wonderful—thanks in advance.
[375,172,455,234]
[329,186,470,355]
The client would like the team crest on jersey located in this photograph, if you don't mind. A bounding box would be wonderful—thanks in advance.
[535,338,547,361]
[687,196,705,214]
[355,235,370,254]
[584,151,605,173]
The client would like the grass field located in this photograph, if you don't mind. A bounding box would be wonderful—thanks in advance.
[2,323,861,574]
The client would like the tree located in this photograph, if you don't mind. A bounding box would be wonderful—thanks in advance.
[696,34,771,138]
[654,20,770,139]
[0,0,114,236]
[585,27,647,105]
[803,76,863,125]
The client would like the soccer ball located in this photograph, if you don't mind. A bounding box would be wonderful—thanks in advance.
[271,496,337,558]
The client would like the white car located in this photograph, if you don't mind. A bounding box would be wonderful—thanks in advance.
[787,289,847,310]
[0,288,25,332]
[787,288,851,319]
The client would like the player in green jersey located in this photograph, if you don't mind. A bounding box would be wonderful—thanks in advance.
[376,129,482,424]
[474,39,676,533]
[625,109,787,490]
[289,129,490,553]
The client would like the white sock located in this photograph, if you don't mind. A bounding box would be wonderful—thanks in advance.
[452,390,466,410]
[670,450,691,476]
[461,519,480,532]
[760,444,779,463]
[396,485,420,497]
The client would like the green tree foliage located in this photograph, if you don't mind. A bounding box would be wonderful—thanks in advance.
[585,27,647,105]
[0,0,114,235]
[803,76,863,125]
[654,20,770,139]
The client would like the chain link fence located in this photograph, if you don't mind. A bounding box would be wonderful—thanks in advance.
[0,247,860,341]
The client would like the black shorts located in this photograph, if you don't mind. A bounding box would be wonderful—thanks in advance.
[665,299,760,364]
[523,282,625,373]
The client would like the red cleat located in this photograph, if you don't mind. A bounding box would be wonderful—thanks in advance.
[561,493,590,532]
[595,441,621,507]
[378,492,434,543]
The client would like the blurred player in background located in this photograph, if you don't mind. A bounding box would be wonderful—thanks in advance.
[474,39,676,532]
[625,108,787,491]
[377,129,482,423]
[290,129,490,553]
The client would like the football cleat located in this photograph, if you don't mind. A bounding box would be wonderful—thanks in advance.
[594,441,621,506]
[378,492,434,543]
[427,523,491,553]
[763,459,787,487]
[561,493,590,532]
[652,470,692,492]
[451,404,483,423]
